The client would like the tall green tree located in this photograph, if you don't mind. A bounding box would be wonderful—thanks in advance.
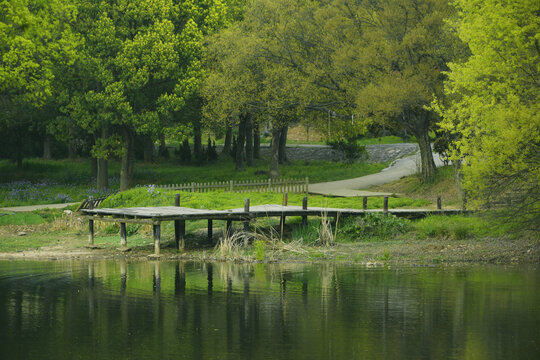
[440,0,539,228]
[60,0,230,190]
[0,0,78,167]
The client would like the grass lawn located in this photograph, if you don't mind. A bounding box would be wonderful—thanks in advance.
[371,166,461,207]
[0,156,387,207]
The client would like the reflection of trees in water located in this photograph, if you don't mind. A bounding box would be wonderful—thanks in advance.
[0,261,538,359]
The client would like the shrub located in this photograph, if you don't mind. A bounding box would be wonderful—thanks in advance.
[253,240,266,261]
[339,213,410,241]
[413,215,486,240]
[327,139,367,163]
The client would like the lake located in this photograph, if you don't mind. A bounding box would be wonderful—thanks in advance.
[0,260,538,359]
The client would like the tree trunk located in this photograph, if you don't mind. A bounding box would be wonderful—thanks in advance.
[68,124,77,159]
[97,158,108,189]
[223,125,232,155]
[409,111,436,182]
[278,125,288,163]
[236,115,247,171]
[193,118,202,162]
[97,127,109,189]
[91,157,97,179]
[269,128,281,178]
[159,133,168,158]
[143,135,153,163]
[16,149,23,169]
[68,141,77,159]
[43,136,51,160]
[453,161,466,210]
[120,127,135,191]
[245,114,254,166]
[253,123,261,159]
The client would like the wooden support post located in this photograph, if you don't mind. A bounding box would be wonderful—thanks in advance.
[302,196,308,226]
[120,222,127,248]
[174,193,183,249]
[437,196,442,210]
[280,192,288,229]
[244,198,250,232]
[88,196,94,245]
[208,219,213,244]
[383,196,389,215]
[363,196,368,211]
[88,218,94,245]
[226,219,232,235]
[153,223,161,255]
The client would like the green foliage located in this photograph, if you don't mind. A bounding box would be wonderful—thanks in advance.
[413,215,490,240]
[291,221,319,244]
[439,0,540,228]
[327,140,367,164]
[253,240,266,261]
[339,214,410,241]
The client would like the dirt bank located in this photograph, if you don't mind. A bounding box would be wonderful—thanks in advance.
[1,231,538,266]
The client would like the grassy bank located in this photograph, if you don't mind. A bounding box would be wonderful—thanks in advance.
[0,157,386,207]
[371,166,461,206]
[0,204,537,265]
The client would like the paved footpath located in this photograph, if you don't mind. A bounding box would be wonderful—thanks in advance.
[308,153,445,197]
[0,202,79,213]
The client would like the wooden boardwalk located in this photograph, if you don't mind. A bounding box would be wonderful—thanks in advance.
[80,200,467,255]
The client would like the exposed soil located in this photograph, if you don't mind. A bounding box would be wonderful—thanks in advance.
[1,226,538,266]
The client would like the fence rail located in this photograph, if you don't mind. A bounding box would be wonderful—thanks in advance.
[156,177,309,194]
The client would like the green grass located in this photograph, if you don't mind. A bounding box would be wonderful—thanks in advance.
[0,157,387,207]
[0,212,46,226]
[412,215,500,240]
[100,187,430,209]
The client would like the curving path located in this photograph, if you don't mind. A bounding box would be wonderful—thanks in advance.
[308,152,445,197]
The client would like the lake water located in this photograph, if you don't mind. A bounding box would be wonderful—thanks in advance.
[0,260,538,359]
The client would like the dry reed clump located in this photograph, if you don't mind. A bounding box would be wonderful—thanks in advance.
[214,230,252,261]
[317,211,339,246]
[48,211,85,232]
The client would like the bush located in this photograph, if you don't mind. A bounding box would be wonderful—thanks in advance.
[413,215,486,240]
[339,213,410,241]
[327,139,367,163]
[253,240,266,261]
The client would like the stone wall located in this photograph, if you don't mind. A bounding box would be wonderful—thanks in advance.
[218,143,418,164]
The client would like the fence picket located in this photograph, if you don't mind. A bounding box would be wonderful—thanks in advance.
[157,177,308,194]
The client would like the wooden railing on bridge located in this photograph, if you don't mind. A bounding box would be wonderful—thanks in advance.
[156,177,309,194]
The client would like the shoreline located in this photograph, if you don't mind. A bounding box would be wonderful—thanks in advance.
[1,235,538,266]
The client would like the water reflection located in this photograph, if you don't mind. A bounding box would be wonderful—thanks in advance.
[0,261,539,359]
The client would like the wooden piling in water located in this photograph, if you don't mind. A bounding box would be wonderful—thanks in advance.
[153,223,161,255]
[88,196,94,245]
[120,222,127,248]
[244,198,250,232]
[174,194,185,249]
[226,220,232,235]
[208,219,213,244]
[302,196,308,226]
[280,192,288,229]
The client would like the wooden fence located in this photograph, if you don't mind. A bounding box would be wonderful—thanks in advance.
[156,177,309,193]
